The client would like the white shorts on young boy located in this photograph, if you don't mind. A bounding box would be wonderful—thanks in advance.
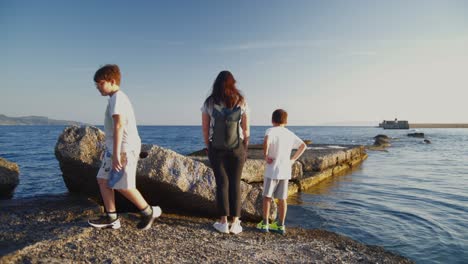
[96,150,139,190]
[263,178,289,200]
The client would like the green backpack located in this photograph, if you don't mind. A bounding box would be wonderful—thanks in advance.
[211,104,242,150]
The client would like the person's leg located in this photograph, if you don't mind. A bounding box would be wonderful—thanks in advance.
[117,188,149,210]
[225,147,245,234]
[208,149,230,223]
[89,150,120,228]
[266,180,287,234]
[261,178,277,224]
[257,177,274,231]
[118,188,162,230]
[98,178,116,213]
[278,199,287,226]
[227,145,246,221]
[263,197,272,224]
[114,150,161,230]
[88,178,120,229]
[276,179,289,226]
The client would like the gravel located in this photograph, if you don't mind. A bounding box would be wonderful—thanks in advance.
[0,195,413,264]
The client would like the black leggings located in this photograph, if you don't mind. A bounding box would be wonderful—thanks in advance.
[208,143,246,217]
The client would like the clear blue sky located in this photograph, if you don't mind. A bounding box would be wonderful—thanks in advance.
[2,0,468,125]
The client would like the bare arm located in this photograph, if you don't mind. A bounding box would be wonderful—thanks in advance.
[112,114,124,171]
[291,143,307,162]
[263,135,273,164]
[241,112,250,146]
[202,112,210,148]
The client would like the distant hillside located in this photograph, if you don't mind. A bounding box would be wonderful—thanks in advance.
[0,114,85,126]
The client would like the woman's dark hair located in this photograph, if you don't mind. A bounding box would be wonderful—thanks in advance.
[205,71,244,109]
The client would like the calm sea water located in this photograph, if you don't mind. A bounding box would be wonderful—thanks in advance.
[0,125,467,263]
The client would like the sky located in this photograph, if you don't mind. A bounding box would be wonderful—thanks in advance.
[2,0,468,125]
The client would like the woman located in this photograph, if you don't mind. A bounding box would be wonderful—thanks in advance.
[201,71,250,234]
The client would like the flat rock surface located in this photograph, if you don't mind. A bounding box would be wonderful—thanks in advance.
[0,195,412,264]
[190,144,367,183]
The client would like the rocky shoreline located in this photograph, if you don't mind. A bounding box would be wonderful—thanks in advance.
[0,194,413,263]
[0,126,413,263]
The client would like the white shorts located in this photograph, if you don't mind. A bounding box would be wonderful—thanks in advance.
[96,150,139,190]
[263,178,289,200]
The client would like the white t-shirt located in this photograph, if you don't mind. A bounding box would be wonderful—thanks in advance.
[200,99,250,141]
[264,126,304,180]
[104,90,141,153]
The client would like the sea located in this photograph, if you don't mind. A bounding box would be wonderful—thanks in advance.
[0,125,467,264]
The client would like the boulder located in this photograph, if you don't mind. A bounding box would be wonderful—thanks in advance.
[136,144,271,220]
[55,126,274,221]
[370,134,391,149]
[55,126,105,195]
[0,157,20,199]
[408,132,425,138]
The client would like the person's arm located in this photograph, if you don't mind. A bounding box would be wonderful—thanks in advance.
[241,112,250,147]
[291,142,307,162]
[112,114,124,171]
[263,135,273,164]
[202,112,211,149]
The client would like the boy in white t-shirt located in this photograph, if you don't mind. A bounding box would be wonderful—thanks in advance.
[88,64,161,230]
[257,109,307,234]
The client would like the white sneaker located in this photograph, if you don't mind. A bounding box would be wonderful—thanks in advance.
[88,216,121,229]
[213,222,229,233]
[152,206,162,218]
[230,220,243,235]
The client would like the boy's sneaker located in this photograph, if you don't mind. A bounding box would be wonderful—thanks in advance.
[137,206,162,230]
[230,220,243,235]
[213,222,229,233]
[88,215,121,229]
[269,221,286,235]
[256,220,269,232]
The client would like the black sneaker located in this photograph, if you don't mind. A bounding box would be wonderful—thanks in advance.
[88,215,121,229]
[137,206,162,230]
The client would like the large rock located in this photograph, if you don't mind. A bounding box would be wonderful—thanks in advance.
[55,126,274,221]
[0,157,20,199]
[367,134,391,151]
[55,126,105,195]
[374,134,390,146]
[137,144,270,220]
[408,132,425,138]
[189,144,367,191]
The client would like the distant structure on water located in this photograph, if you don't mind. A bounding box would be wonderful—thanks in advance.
[379,118,409,129]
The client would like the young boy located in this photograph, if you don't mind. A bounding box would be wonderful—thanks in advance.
[88,64,161,230]
[257,109,307,234]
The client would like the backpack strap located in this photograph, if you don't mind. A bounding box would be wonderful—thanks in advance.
[213,103,224,113]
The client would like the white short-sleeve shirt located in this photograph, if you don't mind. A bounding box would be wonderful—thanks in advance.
[200,98,250,141]
[264,126,304,180]
[104,90,141,153]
